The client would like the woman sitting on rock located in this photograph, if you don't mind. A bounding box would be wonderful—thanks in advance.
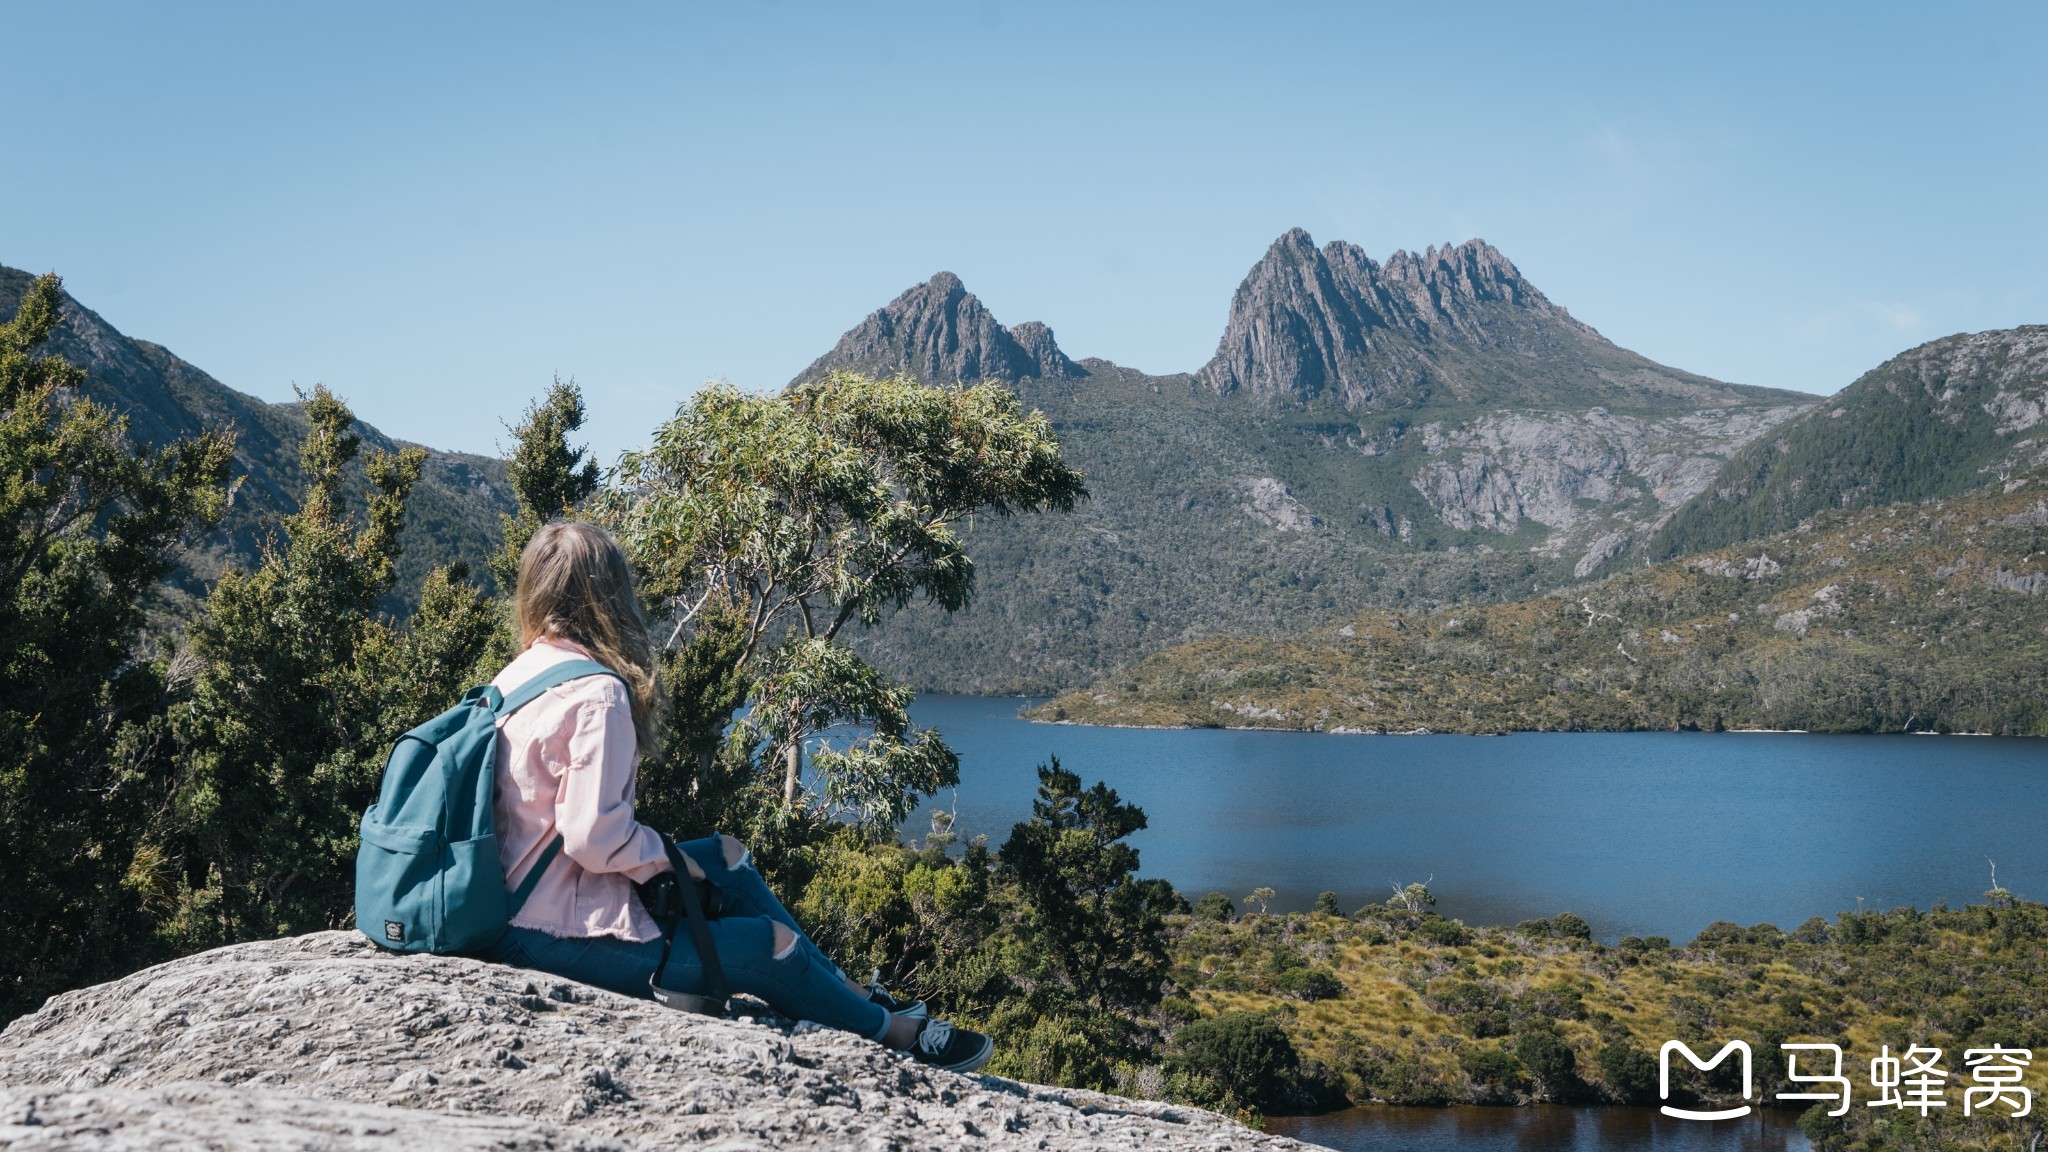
[479,520,993,1073]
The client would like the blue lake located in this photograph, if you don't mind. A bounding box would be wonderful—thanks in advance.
[906,694,2048,944]
[898,696,2048,1150]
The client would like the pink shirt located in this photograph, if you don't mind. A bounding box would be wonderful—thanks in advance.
[492,637,670,942]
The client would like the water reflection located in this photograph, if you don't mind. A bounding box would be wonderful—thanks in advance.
[1266,1105,1810,1152]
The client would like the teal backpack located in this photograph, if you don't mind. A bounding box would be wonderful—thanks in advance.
[355,659,622,954]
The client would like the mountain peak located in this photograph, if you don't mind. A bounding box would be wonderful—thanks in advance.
[1196,228,1739,409]
[797,272,1082,386]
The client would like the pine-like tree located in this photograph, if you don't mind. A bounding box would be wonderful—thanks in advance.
[0,275,233,1019]
[161,386,495,946]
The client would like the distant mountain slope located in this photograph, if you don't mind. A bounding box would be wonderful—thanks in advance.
[796,232,1813,693]
[0,268,512,606]
[1032,464,2048,736]
[1648,326,2048,560]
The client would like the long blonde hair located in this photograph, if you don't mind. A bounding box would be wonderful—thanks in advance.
[515,521,663,753]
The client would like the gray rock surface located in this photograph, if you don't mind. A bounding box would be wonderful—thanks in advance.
[798,272,1083,385]
[1399,403,1812,575]
[0,932,1299,1151]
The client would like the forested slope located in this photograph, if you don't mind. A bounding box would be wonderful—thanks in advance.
[1647,325,2048,561]
[1033,465,2048,735]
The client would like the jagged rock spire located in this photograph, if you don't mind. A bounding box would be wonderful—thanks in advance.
[1196,229,1605,407]
[797,272,1083,385]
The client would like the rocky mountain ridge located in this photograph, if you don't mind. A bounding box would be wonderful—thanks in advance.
[809,232,1814,691]
[1032,461,2048,735]
[1193,229,1778,410]
[799,271,1083,385]
[0,268,513,605]
[0,932,1292,1151]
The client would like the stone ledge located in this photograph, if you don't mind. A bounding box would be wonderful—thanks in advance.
[0,932,1299,1151]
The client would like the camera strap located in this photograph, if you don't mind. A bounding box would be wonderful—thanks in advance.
[648,835,730,1017]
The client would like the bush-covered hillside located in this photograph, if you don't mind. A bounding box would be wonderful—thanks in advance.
[1033,466,2048,734]
[1647,326,2048,562]
[1170,895,2048,1147]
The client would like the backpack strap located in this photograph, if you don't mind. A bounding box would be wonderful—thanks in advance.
[496,659,623,717]
[491,658,621,917]
[506,834,562,916]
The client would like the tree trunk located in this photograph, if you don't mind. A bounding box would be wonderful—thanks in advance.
[782,742,800,807]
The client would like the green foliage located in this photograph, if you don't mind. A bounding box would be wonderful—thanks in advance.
[1166,1011,1302,1115]
[0,274,234,1019]
[999,759,1185,1019]
[1460,1045,1525,1102]
[1174,896,2048,1138]
[0,268,515,624]
[1595,1039,1657,1104]
[728,636,958,830]
[603,372,1082,838]
[1193,892,1236,921]
[1312,890,1341,916]
[489,376,601,591]
[1513,1027,1579,1101]
[1040,464,2048,736]
[1388,881,1437,913]
[161,386,496,947]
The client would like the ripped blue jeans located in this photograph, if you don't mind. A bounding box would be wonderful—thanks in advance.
[480,835,889,1042]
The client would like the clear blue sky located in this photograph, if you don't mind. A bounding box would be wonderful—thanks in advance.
[4,1,2043,460]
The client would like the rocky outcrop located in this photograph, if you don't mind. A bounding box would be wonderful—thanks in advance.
[1194,229,1773,410]
[798,273,1083,385]
[1007,320,1082,381]
[0,932,1295,1152]
[1237,477,1320,532]
[1396,403,1811,576]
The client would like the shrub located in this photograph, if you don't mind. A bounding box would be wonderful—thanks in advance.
[1193,892,1236,921]
[1549,912,1593,941]
[1167,1012,1302,1114]
[1273,965,1345,1001]
[1459,1045,1524,1102]
[1514,1026,1581,1101]
[1417,917,1472,947]
[1596,1040,1658,1104]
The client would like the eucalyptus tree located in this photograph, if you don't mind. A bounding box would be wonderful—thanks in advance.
[602,371,1084,832]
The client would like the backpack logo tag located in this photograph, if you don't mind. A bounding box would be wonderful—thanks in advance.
[384,920,405,943]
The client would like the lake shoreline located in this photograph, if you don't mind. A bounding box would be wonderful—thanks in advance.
[913,694,2048,941]
[1020,710,2023,738]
